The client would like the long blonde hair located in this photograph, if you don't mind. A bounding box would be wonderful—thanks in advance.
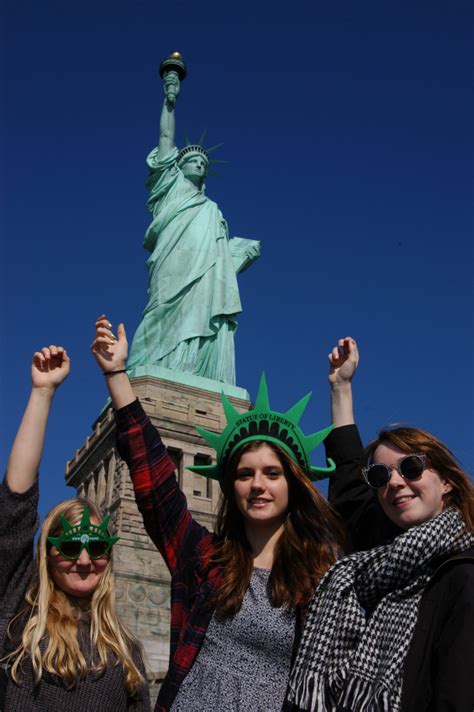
[5,498,145,695]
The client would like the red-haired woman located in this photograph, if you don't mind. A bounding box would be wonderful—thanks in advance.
[288,338,474,712]
[92,315,345,712]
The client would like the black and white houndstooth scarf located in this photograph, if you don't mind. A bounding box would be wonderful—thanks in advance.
[287,508,474,712]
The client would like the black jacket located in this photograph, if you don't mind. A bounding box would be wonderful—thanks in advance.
[325,425,474,712]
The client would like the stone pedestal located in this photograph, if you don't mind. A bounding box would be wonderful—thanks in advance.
[65,375,251,690]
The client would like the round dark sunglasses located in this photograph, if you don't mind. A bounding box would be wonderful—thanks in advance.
[52,538,111,561]
[362,453,427,489]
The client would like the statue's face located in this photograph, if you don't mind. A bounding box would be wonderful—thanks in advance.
[181,154,208,187]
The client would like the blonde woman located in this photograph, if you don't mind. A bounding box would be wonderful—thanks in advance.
[0,345,150,711]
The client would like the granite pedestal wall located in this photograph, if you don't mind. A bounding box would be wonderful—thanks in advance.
[65,375,251,697]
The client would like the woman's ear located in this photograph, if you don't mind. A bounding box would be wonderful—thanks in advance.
[442,480,453,495]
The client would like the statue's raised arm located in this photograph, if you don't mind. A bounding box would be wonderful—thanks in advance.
[127,53,260,387]
[158,65,180,157]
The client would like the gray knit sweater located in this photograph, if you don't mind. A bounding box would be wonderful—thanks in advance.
[0,478,150,711]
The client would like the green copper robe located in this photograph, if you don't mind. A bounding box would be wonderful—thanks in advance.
[128,147,242,384]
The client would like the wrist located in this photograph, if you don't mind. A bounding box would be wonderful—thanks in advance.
[29,385,57,406]
[330,380,353,393]
[330,382,355,428]
[31,384,57,397]
[102,362,127,375]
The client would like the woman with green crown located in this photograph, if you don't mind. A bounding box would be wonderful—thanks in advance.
[0,344,150,711]
[92,314,346,712]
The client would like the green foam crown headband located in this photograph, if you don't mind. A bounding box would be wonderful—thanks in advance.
[48,507,119,550]
[188,373,336,482]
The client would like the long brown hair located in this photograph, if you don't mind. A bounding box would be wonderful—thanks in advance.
[4,498,145,695]
[364,427,474,530]
[211,440,345,618]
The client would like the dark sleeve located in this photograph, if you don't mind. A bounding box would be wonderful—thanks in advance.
[0,478,38,651]
[430,562,474,711]
[127,645,151,711]
[325,425,400,551]
[115,399,213,577]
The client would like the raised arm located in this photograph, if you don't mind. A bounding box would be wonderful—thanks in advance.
[328,336,359,427]
[158,71,180,157]
[6,346,70,494]
[326,337,401,550]
[91,314,213,575]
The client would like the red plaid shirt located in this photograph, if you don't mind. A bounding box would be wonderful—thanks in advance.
[116,399,222,711]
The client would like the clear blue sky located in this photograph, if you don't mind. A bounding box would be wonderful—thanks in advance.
[2,0,473,519]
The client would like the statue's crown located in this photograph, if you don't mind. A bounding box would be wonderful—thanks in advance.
[188,374,336,483]
[177,130,225,172]
[177,144,209,165]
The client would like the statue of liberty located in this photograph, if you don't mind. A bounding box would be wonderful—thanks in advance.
[127,53,260,386]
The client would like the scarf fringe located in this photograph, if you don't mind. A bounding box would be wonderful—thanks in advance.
[339,676,394,711]
[288,671,394,712]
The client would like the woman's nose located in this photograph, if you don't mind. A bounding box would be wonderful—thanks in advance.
[250,473,265,490]
[76,547,92,565]
[388,467,405,487]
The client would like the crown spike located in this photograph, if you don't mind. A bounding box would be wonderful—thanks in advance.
[220,392,241,427]
[187,463,220,480]
[98,514,111,533]
[59,515,73,533]
[197,128,207,147]
[206,142,224,155]
[304,424,334,454]
[285,391,312,424]
[80,507,91,529]
[195,425,223,452]
[254,373,270,411]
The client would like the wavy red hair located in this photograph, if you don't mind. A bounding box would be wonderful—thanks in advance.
[364,426,474,530]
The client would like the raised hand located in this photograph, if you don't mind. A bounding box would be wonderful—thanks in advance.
[328,337,359,386]
[327,337,358,427]
[91,314,128,374]
[32,346,70,391]
[163,70,180,106]
[91,314,135,410]
[7,344,70,492]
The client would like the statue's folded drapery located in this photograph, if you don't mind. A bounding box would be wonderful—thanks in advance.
[128,147,242,384]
